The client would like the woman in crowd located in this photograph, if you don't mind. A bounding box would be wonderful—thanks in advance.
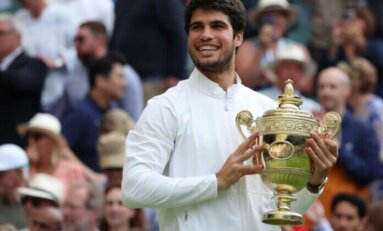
[99,184,147,231]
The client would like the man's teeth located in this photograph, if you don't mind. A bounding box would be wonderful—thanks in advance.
[199,46,218,51]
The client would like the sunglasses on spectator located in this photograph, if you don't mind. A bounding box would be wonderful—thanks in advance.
[26,132,45,141]
[74,35,86,44]
[21,196,58,208]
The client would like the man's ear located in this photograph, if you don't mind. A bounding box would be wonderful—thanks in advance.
[234,31,244,48]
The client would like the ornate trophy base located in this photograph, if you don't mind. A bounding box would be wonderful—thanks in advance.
[262,210,303,226]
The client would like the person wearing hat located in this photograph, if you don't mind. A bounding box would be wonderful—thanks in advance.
[98,108,135,136]
[17,173,64,229]
[0,144,29,229]
[259,44,321,112]
[235,0,310,91]
[17,112,101,196]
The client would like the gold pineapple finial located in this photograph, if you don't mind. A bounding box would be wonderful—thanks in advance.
[283,79,294,97]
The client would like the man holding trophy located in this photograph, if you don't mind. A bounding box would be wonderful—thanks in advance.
[122,0,340,230]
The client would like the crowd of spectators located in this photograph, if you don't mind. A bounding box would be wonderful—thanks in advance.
[0,0,382,230]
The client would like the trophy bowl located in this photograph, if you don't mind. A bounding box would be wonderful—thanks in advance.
[236,80,341,226]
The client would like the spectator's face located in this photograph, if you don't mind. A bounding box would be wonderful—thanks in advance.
[275,60,304,91]
[0,21,20,58]
[331,201,364,231]
[74,27,100,60]
[26,132,55,165]
[104,188,134,227]
[317,69,350,112]
[188,9,243,74]
[0,170,24,200]
[259,10,288,39]
[62,187,91,231]
[21,196,58,223]
[103,63,126,100]
[30,207,62,231]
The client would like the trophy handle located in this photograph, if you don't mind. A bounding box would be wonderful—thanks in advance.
[318,112,342,139]
[235,110,257,140]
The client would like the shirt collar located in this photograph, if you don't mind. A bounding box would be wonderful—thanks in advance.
[0,47,22,71]
[189,68,242,98]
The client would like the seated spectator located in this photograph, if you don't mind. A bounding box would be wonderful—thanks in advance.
[0,144,28,229]
[62,181,102,231]
[236,0,308,90]
[61,55,126,172]
[326,5,383,97]
[16,173,64,228]
[99,184,147,231]
[315,67,380,219]
[63,21,143,121]
[260,44,320,111]
[14,0,77,112]
[17,113,93,194]
[0,13,47,146]
[29,206,63,231]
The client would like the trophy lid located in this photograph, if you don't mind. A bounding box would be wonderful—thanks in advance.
[261,79,316,122]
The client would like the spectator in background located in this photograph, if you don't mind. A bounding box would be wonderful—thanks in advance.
[17,173,64,229]
[64,21,143,121]
[259,44,320,111]
[99,184,147,231]
[17,113,96,195]
[365,201,383,231]
[326,5,383,98]
[315,67,380,219]
[98,109,135,136]
[14,0,77,113]
[62,55,126,172]
[50,0,114,34]
[109,0,187,102]
[62,181,102,231]
[29,206,63,231]
[309,193,368,231]
[0,144,28,229]
[235,0,308,90]
[0,13,47,146]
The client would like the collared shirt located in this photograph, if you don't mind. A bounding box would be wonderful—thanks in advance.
[259,85,321,113]
[122,69,320,231]
[0,47,22,71]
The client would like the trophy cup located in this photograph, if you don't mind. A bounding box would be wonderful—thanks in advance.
[235,80,341,226]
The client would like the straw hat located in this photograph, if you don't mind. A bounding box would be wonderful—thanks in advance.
[97,131,126,169]
[17,173,64,205]
[17,113,61,142]
[0,144,28,172]
[249,0,298,26]
[267,45,317,77]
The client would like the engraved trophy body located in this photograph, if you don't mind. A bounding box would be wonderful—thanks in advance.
[236,80,341,226]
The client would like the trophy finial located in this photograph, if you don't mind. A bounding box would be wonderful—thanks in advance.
[283,79,294,97]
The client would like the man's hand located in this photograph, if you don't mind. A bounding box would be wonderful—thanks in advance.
[216,133,264,192]
[306,132,338,186]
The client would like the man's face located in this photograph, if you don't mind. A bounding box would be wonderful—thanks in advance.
[331,201,364,231]
[102,63,126,100]
[74,27,100,61]
[0,21,20,58]
[62,187,89,231]
[187,9,243,74]
[275,60,304,91]
[317,69,350,112]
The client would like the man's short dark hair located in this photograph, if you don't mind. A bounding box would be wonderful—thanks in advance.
[331,193,367,218]
[88,52,126,89]
[184,0,246,36]
[80,21,107,37]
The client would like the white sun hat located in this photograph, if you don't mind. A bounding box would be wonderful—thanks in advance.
[249,0,298,26]
[17,173,64,205]
[17,113,62,142]
[0,144,28,172]
[267,45,317,77]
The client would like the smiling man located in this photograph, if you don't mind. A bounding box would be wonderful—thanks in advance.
[122,1,339,230]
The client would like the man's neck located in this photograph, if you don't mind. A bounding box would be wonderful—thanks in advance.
[199,67,237,91]
[90,90,112,109]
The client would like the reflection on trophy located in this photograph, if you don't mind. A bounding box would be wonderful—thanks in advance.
[236,79,341,226]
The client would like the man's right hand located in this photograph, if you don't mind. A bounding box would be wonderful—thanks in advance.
[216,133,264,192]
